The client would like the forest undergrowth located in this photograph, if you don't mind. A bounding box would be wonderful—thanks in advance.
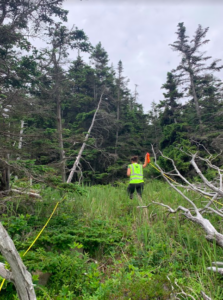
[0,180,223,300]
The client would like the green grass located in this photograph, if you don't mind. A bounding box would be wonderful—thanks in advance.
[0,180,223,299]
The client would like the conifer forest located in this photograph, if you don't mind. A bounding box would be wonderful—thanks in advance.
[0,1,223,299]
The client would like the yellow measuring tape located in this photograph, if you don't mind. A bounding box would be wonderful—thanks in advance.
[0,278,4,292]
[22,201,60,257]
[150,162,223,207]
[0,195,66,291]
[150,163,177,184]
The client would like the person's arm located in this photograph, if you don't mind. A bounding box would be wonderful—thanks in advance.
[143,154,148,168]
[127,166,131,177]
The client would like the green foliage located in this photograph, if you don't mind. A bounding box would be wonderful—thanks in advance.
[24,249,101,297]
[158,124,194,173]
[160,123,188,149]
[204,167,218,181]
[1,4,223,298]
[0,182,222,299]
[85,266,171,300]
[57,183,87,195]
[2,214,31,240]
[28,218,124,258]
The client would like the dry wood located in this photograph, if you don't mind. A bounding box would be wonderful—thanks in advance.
[11,189,42,199]
[201,291,212,300]
[67,88,106,183]
[137,146,223,275]
[0,223,36,299]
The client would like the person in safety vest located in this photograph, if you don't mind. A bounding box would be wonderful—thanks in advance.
[127,154,149,199]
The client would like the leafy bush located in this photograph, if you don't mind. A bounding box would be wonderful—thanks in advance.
[84,264,171,300]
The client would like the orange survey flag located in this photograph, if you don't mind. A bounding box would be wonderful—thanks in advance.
[146,153,150,163]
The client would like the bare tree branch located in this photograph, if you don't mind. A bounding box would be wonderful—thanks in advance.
[0,223,36,299]
[67,88,106,183]
[190,155,223,197]
[0,262,14,281]
[201,291,212,300]
[140,146,223,276]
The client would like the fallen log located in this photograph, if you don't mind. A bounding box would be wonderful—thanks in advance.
[11,189,42,199]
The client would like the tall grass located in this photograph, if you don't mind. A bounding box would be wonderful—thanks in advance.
[2,179,223,299]
[66,180,223,299]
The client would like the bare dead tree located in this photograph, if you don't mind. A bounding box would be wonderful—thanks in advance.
[0,223,36,299]
[138,145,223,278]
[67,88,106,183]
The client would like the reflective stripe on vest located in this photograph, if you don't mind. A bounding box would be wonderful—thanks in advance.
[129,164,143,183]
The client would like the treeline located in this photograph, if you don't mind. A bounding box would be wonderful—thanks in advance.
[0,1,223,190]
[150,23,223,176]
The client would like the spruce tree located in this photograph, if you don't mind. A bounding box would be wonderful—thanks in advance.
[39,23,91,182]
[0,0,68,190]
[115,60,125,155]
[158,72,183,126]
[170,23,223,128]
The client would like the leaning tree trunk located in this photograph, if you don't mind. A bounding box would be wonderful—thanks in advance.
[67,88,105,183]
[0,222,36,299]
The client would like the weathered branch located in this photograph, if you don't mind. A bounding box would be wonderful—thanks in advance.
[0,262,14,281]
[146,146,223,256]
[159,151,220,199]
[199,194,223,217]
[191,154,223,197]
[0,222,36,299]
[174,279,196,300]
[67,88,106,183]
[152,145,199,213]
[11,189,42,199]
[212,261,223,266]
[206,266,223,275]
[206,262,223,276]
[201,291,212,300]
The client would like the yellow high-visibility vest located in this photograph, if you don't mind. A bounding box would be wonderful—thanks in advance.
[129,163,144,184]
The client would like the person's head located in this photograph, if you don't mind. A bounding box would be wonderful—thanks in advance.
[130,155,138,163]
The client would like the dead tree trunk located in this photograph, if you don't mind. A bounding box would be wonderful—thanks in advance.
[67,88,105,183]
[0,222,36,299]
[18,120,25,151]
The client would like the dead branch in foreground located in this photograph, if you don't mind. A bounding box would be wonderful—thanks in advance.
[138,145,223,278]
[0,222,36,299]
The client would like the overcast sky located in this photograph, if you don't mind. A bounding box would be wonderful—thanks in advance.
[62,0,223,112]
